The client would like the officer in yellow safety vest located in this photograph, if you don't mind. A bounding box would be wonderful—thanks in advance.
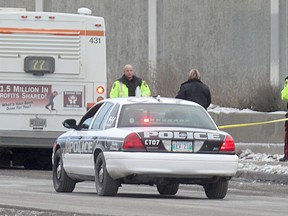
[109,64,151,98]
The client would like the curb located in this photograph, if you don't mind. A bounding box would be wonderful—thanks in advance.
[235,171,288,184]
[236,143,284,155]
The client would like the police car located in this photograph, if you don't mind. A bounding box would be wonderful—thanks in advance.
[52,96,238,199]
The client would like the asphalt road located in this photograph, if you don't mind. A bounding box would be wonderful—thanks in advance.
[0,168,287,216]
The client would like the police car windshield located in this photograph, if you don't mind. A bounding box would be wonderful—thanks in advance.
[118,104,217,130]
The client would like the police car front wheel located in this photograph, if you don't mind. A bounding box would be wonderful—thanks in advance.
[53,148,76,193]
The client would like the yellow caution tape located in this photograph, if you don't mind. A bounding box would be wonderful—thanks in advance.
[218,118,288,129]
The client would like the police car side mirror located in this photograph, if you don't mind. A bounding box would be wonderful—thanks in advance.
[63,119,77,129]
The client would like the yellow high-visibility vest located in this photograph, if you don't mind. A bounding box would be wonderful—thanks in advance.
[109,80,151,98]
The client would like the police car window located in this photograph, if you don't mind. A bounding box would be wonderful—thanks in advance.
[81,117,93,129]
[118,104,216,130]
[100,103,118,130]
[78,102,104,129]
[91,102,113,130]
[104,103,119,129]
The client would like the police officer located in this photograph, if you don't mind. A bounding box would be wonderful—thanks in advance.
[109,64,151,98]
[280,114,288,162]
[176,69,211,110]
[280,76,288,162]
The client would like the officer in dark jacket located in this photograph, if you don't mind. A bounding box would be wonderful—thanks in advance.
[176,69,211,110]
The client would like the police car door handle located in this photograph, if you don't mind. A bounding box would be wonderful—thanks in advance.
[78,136,83,139]
[92,136,98,139]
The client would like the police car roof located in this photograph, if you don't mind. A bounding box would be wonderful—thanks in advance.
[103,96,202,107]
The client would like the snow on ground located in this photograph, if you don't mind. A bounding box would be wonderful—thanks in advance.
[238,149,288,175]
[207,105,288,175]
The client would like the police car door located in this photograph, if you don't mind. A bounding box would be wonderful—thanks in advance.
[67,102,114,176]
[63,102,103,175]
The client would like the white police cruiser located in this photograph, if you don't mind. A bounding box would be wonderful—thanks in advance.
[52,96,238,199]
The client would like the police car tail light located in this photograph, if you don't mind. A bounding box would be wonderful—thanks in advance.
[123,133,145,151]
[220,135,235,152]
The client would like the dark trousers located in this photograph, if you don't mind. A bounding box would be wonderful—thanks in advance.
[285,113,288,158]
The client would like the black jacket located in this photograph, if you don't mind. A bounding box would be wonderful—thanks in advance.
[176,79,211,109]
[119,75,142,96]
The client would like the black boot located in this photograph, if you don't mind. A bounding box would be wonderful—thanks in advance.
[279,157,288,162]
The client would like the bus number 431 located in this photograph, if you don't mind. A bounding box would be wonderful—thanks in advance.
[89,37,101,44]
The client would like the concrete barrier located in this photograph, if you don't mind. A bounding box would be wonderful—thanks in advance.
[209,110,286,144]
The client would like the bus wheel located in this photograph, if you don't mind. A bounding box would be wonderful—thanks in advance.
[24,158,39,170]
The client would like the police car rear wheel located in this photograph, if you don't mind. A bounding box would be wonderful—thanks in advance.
[53,148,76,192]
[156,183,179,195]
[95,152,119,196]
[204,180,228,199]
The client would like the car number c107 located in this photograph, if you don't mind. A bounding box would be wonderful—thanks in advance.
[144,139,160,145]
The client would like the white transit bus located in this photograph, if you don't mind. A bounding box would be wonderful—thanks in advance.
[0,8,107,169]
